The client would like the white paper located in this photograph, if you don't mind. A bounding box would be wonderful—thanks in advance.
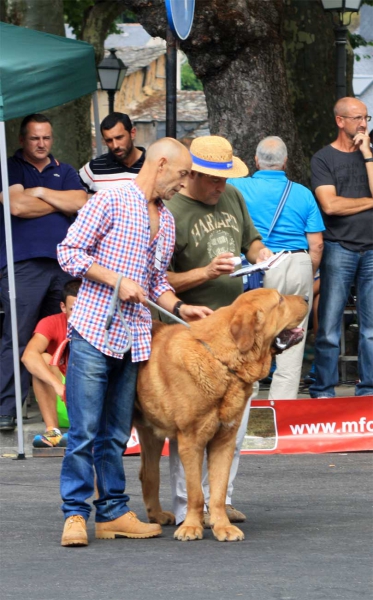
[229,250,289,278]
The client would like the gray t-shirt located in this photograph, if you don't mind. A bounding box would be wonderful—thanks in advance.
[311,145,373,251]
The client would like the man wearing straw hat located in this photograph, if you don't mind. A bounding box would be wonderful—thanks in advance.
[165,135,272,527]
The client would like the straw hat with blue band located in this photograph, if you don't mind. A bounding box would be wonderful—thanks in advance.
[190,136,249,179]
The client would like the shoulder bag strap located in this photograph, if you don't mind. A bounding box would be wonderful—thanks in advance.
[267,180,293,238]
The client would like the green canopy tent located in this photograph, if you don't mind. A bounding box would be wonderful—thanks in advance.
[0,22,98,457]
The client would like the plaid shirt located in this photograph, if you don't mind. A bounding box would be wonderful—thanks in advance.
[57,181,175,361]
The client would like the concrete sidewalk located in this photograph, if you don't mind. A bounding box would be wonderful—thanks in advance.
[0,452,372,600]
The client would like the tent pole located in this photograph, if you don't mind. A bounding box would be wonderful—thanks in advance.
[92,91,102,157]
[0,122,25,459]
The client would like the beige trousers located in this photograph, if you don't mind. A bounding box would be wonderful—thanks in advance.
[264,252,313,400]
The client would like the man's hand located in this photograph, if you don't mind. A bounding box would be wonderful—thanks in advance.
[179,304,213,322]
[53,379,66,402]
[118,277,147,304]
[205,252,237,280]
[353,129,373,159]
[246,240,272,265]
[256,247,273,263]
[24,186,44,198]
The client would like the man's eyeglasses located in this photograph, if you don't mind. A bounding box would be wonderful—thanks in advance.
[339,115,372,122]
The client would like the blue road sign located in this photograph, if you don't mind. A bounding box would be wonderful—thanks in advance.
[165,0,195,40]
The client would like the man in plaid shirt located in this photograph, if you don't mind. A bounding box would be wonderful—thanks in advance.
[57,138,212,547]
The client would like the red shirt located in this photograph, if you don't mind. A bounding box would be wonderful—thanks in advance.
[34,312,68,375]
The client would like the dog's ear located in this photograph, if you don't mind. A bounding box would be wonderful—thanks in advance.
[230,308,265,353]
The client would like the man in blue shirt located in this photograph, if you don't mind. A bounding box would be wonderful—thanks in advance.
[229,136,324,399]
[0,113,87,431]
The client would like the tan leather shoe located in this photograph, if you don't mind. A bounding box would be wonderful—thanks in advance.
[61,515,88,546]
[225,504,246,523]
[95,511,162,539]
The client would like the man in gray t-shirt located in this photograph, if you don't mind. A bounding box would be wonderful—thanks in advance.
[309,97,373,399]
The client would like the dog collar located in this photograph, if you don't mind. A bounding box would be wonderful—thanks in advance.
[195,338,248,385]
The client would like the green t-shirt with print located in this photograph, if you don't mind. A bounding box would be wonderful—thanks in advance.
[166,183,262,311]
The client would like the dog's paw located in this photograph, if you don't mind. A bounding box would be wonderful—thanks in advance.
[149,510,175,526]
[174,524,204,541]
[212,524,245,542]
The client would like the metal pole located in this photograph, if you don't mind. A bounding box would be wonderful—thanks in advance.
[0,122,25,459]
[334,25,348,100]
[107,90,115,114]
[92,91,103,157]
[166,26,177,138]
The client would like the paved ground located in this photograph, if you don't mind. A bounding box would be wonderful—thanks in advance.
[1,452,372,600]
[1,383,371,600]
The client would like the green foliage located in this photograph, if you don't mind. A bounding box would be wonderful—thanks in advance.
[63,0,93,38]
[63,0,134,39]
[350,33,373,49]
[181,62,203,91]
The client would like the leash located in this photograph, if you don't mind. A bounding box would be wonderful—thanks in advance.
[104,274,190,355]
[104,275,133,355]
[146,298,190,329]
[196,338,248,385]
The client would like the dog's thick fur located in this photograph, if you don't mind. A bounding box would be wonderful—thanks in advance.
[135,288,308,542]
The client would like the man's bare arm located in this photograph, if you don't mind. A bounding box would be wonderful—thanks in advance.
[156,290,212,321]
[0,184,56,218]
[354,129,373,197]
[84,264,212,321]
[26,187,87,215]
[167,252,237,294]
[0,184,87,218]
[245,240,273,264]
[21,333,63,396]
[315,185,373,216]
[306,232,324,276]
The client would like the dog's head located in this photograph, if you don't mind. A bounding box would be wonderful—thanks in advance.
[229,288,308,355]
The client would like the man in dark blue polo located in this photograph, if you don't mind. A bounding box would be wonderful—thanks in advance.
[0,113,87,431]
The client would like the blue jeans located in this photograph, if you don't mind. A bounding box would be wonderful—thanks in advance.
[310,241,373,398]
[60,329,139,522]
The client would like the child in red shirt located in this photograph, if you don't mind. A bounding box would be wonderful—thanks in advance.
[22,279,81,447]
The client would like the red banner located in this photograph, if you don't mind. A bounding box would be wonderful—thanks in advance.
[242,395,373,454]
[125,396,373,456]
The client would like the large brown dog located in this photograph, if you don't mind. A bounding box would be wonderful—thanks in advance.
[135,288,308,542]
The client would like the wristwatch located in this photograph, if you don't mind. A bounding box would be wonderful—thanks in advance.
[364,157,373,163]
[173,300,185,319]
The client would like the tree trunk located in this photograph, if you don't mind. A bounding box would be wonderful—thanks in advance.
[283,0,341,163]
[123,0,351,184]
[80,0,127,64]
[123,0,308,180]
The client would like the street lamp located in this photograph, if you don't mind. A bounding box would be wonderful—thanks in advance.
[97,48,128,114]
[321,0,363,99]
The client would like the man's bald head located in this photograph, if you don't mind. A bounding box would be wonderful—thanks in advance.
[146,137,191,165]
[334,97,367,118]
[136,137,192,201]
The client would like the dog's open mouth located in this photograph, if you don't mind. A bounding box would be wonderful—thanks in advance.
[272,327,304,354]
